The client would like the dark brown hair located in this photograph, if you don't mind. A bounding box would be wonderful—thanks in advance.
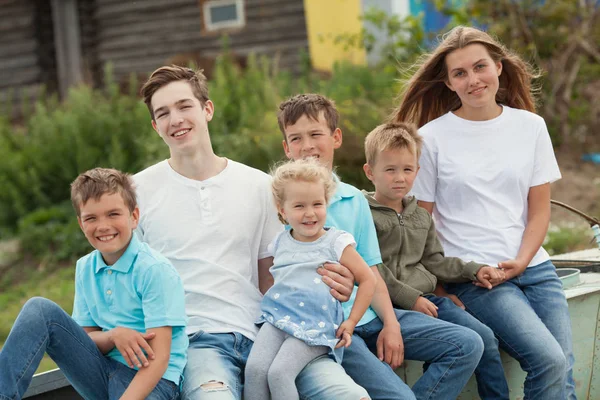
[141,65,209,120]
[71,168,137,217]
[277,94,339,140]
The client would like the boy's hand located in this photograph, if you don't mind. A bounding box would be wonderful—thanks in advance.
[335,320,356,348]
[318,262,355,302]
[475,266,506,289]
[109,327,156,368]
[376,322,404,369]
[412,297,438,317]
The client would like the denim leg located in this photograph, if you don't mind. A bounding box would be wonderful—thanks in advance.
[398,308,483,400]
[107,359,180,400]
[181,332,252,400]
[0,297,110,400]
[447,274,569,400]
[343,318,416,400]
[426,295,509,400]
[516,260,576,400]
[296,354,369,400]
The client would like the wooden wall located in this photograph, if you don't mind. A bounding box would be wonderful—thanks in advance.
[0,0,308,116]
[0,0,56,116]
[91,0,308,83]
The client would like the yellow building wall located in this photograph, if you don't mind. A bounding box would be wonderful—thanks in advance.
[303,0,367,72]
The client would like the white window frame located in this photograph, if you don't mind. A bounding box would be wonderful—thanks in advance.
[203,0,245,31]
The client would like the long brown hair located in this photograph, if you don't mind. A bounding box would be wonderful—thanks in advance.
[393,26,540,128]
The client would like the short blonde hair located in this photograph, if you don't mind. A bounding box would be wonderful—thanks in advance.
[364,122,423,166]
[270,158,337,224]
[71,168,137,217]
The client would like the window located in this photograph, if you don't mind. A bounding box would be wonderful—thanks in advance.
[203,0,245,31]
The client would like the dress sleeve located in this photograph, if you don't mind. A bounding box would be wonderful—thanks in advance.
[531,119,561,186]
[333,232,357,260]
[411,139,437,202]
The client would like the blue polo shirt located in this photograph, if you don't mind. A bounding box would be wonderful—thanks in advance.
[326,178,382,327]
[72,234,188,385]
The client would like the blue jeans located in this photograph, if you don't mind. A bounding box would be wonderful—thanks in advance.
[0,297,179,400]
[343,308,484,400]
[181,330,368,400]
[425,295,509,399]
[446,260,576,400]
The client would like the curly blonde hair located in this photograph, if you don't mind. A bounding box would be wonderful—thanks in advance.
[270,158,337,224]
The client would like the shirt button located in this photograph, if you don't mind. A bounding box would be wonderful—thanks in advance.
[106,290,112,295]
[107,270,112,275]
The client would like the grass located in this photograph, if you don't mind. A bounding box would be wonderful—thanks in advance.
[0,263,75,374]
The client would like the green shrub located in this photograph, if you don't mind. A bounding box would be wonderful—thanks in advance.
[544,223,592,256]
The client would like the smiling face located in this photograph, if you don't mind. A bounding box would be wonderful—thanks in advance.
[150,80,214,156]
[78,192,139,265]
[282,112,342,170]
[445,43,503,119]
[364,147,419,212]
[278,180,328,242]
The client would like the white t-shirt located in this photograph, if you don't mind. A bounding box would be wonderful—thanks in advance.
[412,106,561,267]
[134,159,283,340]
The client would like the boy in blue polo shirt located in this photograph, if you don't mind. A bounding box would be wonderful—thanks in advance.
[277,94,484,400]
[0,168,187,400]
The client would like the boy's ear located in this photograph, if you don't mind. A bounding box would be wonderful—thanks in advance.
[151,119,159,134]
[363,163,374,181]
[77,216,84,232]
[332,128,342,149]
[203,100,215,122]
[131,207,140,229]
[282,139,292,160]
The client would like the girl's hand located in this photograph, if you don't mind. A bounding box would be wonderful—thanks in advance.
[335,320,356,348]
[498,259,527,281]
[474,266,506,289]
[376,322,404,369]
[411,296,438,317]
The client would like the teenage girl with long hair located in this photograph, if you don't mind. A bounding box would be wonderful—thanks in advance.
[394,26,575,400]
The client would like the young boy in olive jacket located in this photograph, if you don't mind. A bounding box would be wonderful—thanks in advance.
[362,122,511,399]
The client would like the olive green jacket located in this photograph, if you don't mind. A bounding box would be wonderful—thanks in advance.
[363,191,484,310]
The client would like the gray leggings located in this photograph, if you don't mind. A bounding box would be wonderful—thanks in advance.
[244,322,328,400]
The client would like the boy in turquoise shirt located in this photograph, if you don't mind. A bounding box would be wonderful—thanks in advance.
[0,168,187,400]
[277,94,484,400]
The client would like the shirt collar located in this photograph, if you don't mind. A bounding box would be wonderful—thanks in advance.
[94,234,140,274]
[330,173,356,204]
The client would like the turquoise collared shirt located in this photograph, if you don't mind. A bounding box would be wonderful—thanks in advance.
[72,234,188,385]
[326,178,382,326]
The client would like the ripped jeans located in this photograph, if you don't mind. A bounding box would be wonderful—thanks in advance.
[181,330,368,400]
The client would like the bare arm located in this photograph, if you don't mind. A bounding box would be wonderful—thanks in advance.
[369,268,404,368]
[86,327,156,368]
[417,200,434,215]
[120,326,172,400]
[337,247,377,327]
[500,183,551,280]
[258,256,274,295]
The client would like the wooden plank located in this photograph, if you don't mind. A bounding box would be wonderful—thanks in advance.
[0,14,33,31]
[0,39,37,58]
[95,0,196,18]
